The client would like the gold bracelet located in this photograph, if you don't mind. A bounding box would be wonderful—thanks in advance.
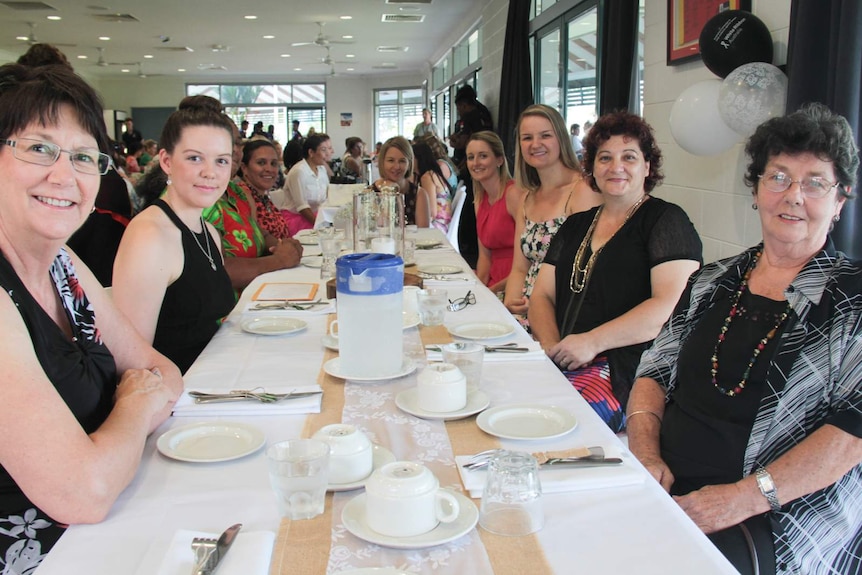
[627,409,662,423]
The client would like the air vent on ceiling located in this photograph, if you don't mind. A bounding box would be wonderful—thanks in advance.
[156,46,194,52]
[197,64,227,71]
[386,0,432,4]
[381,14,425,23]
[92,13,139,23]
[372,63,398,70]
[377,46,409,53]
[0,1,56,9]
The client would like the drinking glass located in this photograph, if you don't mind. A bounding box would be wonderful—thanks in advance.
[479,451,544,536]
[318,235,341,281]
[417,288,448,326]
[402,238,415,265]
[266,439,330,520]
[441,342,484,392]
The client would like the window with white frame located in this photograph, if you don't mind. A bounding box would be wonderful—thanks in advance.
[374,88,424,144]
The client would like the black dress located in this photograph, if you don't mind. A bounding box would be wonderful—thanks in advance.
[151,200,235,373]
[0,249,117,569]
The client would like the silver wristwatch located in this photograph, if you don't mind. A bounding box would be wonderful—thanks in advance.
[755,467,781,512]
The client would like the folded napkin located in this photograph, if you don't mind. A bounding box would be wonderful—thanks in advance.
[455,449,645,498]
[241,299,336,317]
[173,385,323,417]
[420,275,477,287]
[156,529,274,575]
[426,342,547,363]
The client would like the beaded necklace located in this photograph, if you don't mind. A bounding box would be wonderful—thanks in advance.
[569,194,648,293]
[711,250,792,397]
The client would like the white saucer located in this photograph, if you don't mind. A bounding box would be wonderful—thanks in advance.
[323,357,417,382]
[402,312,420,329]
[342,490,478,549]
[476,404,578,440]
[241,317,308,336]
[294,229,319,245]
[157,421,265,463]
[321,333,339,351]
[301,255,323,268]
[328,444,396,492]
[395,388,490,421]
[417,264,462,275]
[448,322,514,340]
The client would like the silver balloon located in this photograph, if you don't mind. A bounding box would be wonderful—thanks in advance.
[718,63,787,137]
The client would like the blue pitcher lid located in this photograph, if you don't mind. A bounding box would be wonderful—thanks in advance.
[336,253,404,295]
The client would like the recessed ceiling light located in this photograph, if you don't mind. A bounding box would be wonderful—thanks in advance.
[144,54,153,59]
[346,68,354,71]
[244,15,257,19]
[280,54,291,58]
[293,67,302,71]
[16,35,28,41]
[177,68,186,72]
[77,55,88,59]
[346,54,355,58]
[263,35,275,39]
[46,15,61,21]
[121,69,129,73]
[340,15,352,20]
[98,36,110,41]
[342,35,353,39]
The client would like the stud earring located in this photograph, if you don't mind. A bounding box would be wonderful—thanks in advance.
[166,178,172,186]
[834,214,841,222]
[752,203,758,210]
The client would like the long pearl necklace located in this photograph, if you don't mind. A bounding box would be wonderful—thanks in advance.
[569,194,648,293]
[711,250,792,397]
[190,217,217,271]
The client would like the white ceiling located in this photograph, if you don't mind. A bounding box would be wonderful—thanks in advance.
[0,0,483,80]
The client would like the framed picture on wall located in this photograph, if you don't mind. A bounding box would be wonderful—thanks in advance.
[667,0,752,65]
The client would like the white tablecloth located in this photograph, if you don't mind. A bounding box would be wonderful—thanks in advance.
[34,229,735,575]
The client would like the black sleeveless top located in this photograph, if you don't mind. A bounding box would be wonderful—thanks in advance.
[151,200,235,373]
[0,248,117,565]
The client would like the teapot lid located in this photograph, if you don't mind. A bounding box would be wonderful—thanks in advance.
[365,461,437,498]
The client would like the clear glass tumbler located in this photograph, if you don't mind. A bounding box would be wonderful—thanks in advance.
[266,439,331,520]
[479,450,544,536]
[417,288,448,326]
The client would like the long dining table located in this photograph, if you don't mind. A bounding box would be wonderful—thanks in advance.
[34,228,736,575]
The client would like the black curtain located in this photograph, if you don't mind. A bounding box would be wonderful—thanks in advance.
[596,0,639,114]
[496,0,533,166]
[786,0,862,258]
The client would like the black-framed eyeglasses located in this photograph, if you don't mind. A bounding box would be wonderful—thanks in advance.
[447,290,476,312]
[758,170,839,199]
[1,138,112,175]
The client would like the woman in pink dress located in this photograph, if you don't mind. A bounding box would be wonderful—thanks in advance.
[467,132,525,293]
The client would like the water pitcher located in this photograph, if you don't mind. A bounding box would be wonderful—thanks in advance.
[352,186,405,258]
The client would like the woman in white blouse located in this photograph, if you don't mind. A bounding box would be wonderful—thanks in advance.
[279,133,334,234]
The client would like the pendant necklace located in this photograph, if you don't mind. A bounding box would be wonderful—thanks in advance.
[190,218,217,271]
[569,194,648,293]
[711,250,792,397]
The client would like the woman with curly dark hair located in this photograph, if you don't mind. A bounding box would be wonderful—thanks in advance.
[529,110,702,431]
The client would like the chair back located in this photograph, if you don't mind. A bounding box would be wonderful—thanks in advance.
[446,183,467,252]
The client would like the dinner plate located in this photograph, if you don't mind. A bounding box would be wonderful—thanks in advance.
[417,264,462,275]
[342,490,478,549]
[415,239,442,249]
[241,317,307,336]
[157,421,266,463]
[447,322,515,340]
[301,255,323,268]
[395,388,490,421]
[477,404,577,440]
[294,229,319,245]
[328,445,396,492]
[323,357,417,382]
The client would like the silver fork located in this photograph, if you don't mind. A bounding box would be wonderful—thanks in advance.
[463,446,606,470]
[188,389,322,404]
[190,536,217,574]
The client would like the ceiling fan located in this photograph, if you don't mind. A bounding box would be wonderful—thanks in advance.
[291,21,355,48]
[134,62,164,79]
[19,22,76,47]
[305,46,353,66]
[95,47,136,67]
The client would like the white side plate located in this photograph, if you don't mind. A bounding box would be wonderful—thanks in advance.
[301,255,323,268]
[417,264,462,275]
[294,229,319,245]
[415,239,442,249]
[395,388,490,421]
[323,357,417,382]
[342,490,478,549]
[447,322,515,340]
[328,445,396,492]
[241,317,308,336]
[476,404,578,440]
[157,422,266,463]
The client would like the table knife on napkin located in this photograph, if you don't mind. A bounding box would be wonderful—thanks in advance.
[198,523,241,575]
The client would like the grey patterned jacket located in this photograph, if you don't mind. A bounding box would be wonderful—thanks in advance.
[636,242,862,575]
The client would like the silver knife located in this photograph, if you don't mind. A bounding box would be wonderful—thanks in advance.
[542,457,623,468]
[202,523,242,575]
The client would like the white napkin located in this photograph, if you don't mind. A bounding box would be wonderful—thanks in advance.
[241,299,336,317]
[173,385,323,417]
[156,529,274,575]
[420,276,477,287]
[455,449,645,498]
[426,342,547,363]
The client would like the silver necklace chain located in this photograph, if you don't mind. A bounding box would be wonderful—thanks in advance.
[190,217,217,271]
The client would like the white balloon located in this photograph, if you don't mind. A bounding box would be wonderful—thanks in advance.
[718,63,788,137]
[670,80,744,156]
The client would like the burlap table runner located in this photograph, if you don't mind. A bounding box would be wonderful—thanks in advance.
[270,318,552,574]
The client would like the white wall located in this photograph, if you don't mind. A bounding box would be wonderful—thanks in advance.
[643,0,792,264]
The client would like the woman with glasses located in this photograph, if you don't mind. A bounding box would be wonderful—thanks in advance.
[529,111,702,432]
[627,104,862,575]
[0,64,182,568]
[112,96,236,373]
